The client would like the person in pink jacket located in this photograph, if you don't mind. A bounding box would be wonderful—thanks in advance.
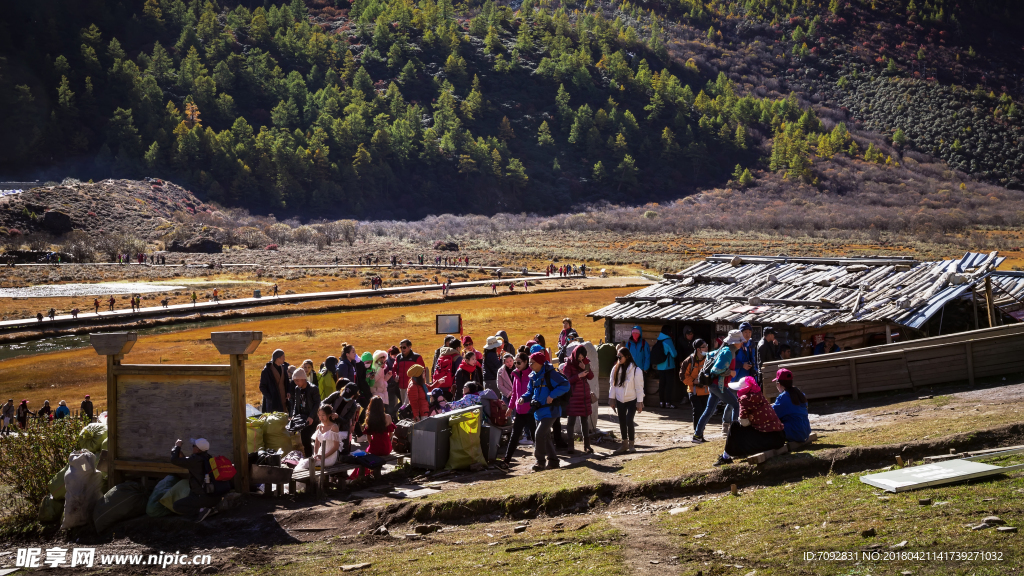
[502,352,535,465]
[561,345,595,454]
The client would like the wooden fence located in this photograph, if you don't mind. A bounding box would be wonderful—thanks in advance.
[761,324,1024,400]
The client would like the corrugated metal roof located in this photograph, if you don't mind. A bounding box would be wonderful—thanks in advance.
[989,271,1024,304]
[590,252,1005,330]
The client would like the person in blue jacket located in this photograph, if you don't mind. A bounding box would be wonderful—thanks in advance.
[693,329,743,443]
[653,325,679,409]
[812,333,843,355]
[518,351,570,472]
[770,368,811,442]
[625,324,650,373]
[734,322,758,382]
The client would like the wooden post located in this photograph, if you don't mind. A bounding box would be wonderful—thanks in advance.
[212,331,263,495]
[985,277,996,328]
[965,341,975,387]
[90,332,138,488]
[972,286,980,331]
[848,358,859,400]
[885,324,893,344]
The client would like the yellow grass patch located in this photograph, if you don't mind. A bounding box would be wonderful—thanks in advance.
[0,288,630,411]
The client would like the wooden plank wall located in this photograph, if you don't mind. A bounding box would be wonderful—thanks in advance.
[762,326,1024,400]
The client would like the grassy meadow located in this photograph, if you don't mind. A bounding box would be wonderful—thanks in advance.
[0,287,631,411]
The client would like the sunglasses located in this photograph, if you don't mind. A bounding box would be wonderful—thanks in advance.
[617,355,625,360]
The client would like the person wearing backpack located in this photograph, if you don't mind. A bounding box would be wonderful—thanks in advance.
[432,347,459,400]
[503,352,535,466]
[453,353,484,401]
[518,351,570,472]
[624,325,651,394]
[693,330,743,443]
[678,339,710,430]
[651,324,679,409]
[609,347,645,455]
[170,438,223,522]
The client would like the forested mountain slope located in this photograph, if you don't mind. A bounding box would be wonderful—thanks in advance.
[1,0,1023,219]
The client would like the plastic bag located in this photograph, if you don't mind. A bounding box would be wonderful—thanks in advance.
[60,450,104,531]
[246,417,264,453]
[38,495,64,523]
[78,423,108,454]
[146,475,178,518]
[49,464,70,500]
[158,479,191,514]
[445,409,486,470]
[93,481,147,532]
[260,412,293,453]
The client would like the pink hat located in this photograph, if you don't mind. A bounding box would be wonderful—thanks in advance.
[774,368,793,382]
[728,376,760,396]
[529,351,548,366]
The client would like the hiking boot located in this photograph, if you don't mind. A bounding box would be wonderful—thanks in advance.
[547,460,561,470]
[196,507,218,523]
[531,463,546,472]
[611,442,629,456]
[583,442,593,454]
[627,440,636,453]
[691,435,706,443]
[713,455,734,467]
[566,442,576,455]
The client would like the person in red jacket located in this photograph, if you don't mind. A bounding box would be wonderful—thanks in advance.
[395,339,426,389]
[561,345,595,454]
[406,365,431,421]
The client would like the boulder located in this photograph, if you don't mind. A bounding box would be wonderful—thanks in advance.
[41,211,74,234]
[433,240,459,251]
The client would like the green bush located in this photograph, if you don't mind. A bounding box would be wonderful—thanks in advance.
[0,418,82,523]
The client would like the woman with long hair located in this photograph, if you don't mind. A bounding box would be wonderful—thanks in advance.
[608,347,644,455]
[502,352,535,465]
[352,396,395,477]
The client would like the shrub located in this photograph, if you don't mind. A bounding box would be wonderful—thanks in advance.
[0,418,81,525]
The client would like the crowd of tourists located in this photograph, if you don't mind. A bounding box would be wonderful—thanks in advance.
[0,395,94,434]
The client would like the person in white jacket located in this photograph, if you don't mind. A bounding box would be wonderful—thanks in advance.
[609,346,645,455]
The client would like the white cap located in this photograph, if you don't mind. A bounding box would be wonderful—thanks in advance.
[291,368,307,381]
[191,438,210,452]
[723,329,745,345]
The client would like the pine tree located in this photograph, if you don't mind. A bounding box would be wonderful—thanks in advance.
[143,0,164,30]
[537,121,554,146]
[555,84,572,127]
[616,155,637,190]
[732,164,744,180]
[399,60,417,84]
[592,161,606,182]
[613,132,629,156]
[817,133,836,159]
[491,148,503,177]
[505,158,528,191]
[353,67,374,98]
[461,76,483,120]
[738,168,754,187]
[892,128,907,146]
[353,143,372,178]
[485,25,502,54]
[661,127,681,159]
[458,154,478,175]
[734,123,747,149]
[499,116,515,140]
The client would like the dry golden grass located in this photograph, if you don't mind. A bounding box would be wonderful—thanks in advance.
[0,288,630,411]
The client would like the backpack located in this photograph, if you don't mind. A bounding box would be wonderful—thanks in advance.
[487,399,509,426]
[202,457,234,496]
[433,355,455,388]
[650,339,668,366]
[544,370,572,414]
[397,403,413,421]
[209,455,236,481]
[698,347,724,388]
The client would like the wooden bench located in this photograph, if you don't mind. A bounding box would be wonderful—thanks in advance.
[288,454,401,496]
[745,433,818,465]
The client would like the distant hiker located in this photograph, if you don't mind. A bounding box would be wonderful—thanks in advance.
[48,308,56,321]
[491,282,497,294]
[36,312,43,322]
[191,292,198,307]
[108,296,116,311]
[94,299,100,314]
[16,400,34,429]
[81,395,94,421]
[38,400,52,421]
[212,289,219,302]
[71,308,79,319]
[1,399,14,435]
[161,298,169,308]
[54,400,70,420]
[272,284,279,297]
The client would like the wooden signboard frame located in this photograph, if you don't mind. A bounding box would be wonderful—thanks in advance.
[89,331,262,493]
